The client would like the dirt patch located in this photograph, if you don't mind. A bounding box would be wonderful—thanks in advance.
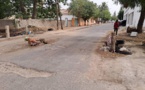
[0,62,52,78]
[96,29,145,59]
[0,38,59,54]
[46,38,59,44]
[96,47,124,59]
[117,32,145,42]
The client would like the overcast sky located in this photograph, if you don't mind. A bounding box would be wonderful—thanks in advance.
[61,0,121,16]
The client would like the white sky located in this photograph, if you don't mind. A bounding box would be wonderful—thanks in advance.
[61,0,121,16]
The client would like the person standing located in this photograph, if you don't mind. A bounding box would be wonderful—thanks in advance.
[114,20,119,35]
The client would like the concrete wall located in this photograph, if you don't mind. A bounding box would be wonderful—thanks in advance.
[0,20,15,29]
[0,19,66,30]
[61,15,76,21]
[124,7,145,28]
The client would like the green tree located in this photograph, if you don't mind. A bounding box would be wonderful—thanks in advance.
[81,1,96,25]
[0,0,14,19]
[13,0,32,19]
[118,7,124,20]
[0,0,67,19]
[69,0,87,25]
[99,2,111,22]
[93,7,100,23]
[111,12,117,20]
[69,0,96,25]
[113,0,145,33]
[102,10,111,21]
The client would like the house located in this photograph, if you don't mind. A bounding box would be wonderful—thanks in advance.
[60,9,95,27]
[60,9,78,27]
[123,7,145,28]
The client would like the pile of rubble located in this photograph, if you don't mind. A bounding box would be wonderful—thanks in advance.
[100,32,132,55]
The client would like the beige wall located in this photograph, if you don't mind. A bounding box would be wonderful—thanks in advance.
[0,20,15,29]
[0,19,66,30]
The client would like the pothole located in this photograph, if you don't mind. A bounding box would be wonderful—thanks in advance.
[0,62,52,78]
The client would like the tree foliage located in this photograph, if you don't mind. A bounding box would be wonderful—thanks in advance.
[93,7,100,19]
[81,1,96,21]
[111,12,117,20]
[69,0,96,23]
[98,2,111,22]
[0,0,14,19]
[0,0,67,19]
[117,7,124,20]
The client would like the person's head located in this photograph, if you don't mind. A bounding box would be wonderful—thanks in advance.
[116,20,118,22]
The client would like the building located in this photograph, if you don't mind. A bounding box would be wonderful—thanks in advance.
[60,9,77,27]
[123,7,145,28]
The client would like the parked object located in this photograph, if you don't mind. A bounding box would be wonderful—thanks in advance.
[119,20,126,26]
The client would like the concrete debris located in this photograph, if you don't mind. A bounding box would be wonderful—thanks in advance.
[130,32,138,37]
[103,34,132,55]
[117,47,132,55]
[119,47,129,51]
[100,46,110,52]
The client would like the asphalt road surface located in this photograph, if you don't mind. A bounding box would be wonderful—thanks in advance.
[0,23,138,90]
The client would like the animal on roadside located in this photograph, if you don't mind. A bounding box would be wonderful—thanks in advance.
[25,37,48,46]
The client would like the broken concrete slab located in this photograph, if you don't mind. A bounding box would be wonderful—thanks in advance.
[130,32,138,37]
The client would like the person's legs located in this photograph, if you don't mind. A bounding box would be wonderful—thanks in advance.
[116,28,118,35]
[114,28,118,35]
[114,28,117,35]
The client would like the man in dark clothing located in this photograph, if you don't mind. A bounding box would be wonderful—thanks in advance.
[114,20,119,35]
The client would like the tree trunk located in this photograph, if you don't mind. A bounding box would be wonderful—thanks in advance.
[137,8,145,33]
[111,32,116,53]
[32,0,37,19]
[84,20,87,26]
[78,17,81,26]
[58,2,63,30]
[19,1,26,14]
[55,0,59,30]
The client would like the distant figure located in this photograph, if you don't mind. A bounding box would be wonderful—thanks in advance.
[114,20,119,35]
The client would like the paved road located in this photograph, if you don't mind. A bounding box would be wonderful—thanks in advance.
[0,23,128,90]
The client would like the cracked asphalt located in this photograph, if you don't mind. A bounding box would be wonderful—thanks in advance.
[0,23,145,90]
